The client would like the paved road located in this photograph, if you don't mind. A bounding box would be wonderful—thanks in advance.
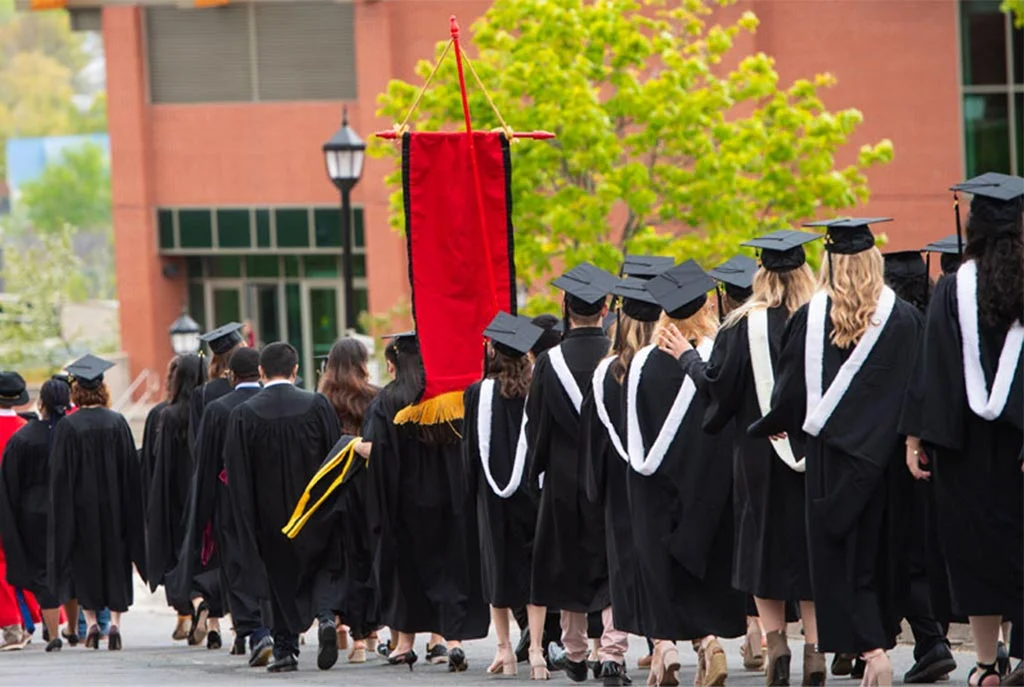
[0,605,976,686]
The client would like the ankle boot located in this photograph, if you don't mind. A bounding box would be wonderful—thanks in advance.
[802,644,826,686]
[765,630,791,686]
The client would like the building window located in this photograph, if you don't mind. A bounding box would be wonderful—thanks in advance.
[960,1,1024,176]
[145,2,357,104]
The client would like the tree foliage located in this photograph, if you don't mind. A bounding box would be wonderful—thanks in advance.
[19,141,111,234]
[1002,0,1024,28]
[373,0,894,312]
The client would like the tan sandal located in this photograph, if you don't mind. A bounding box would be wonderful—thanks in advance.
[741,623,765,672]
[661,643,681,686]
[529,648,550,681]
[488,643,517,676]
[703,638,728,687]
[348,646,367,663]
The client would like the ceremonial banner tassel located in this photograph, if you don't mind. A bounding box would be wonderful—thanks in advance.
[376,16,553,428]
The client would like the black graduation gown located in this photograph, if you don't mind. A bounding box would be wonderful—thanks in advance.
[901,273,1023,618]
[167,386,263,621]
[189,377,232,449]
[224,384,341,634]
[680,308,812,602]
[365,388,488,639]
[527,327,610,613]
[581,361,643,635]
[146,405,195,613]
[48,407,146,612]
[750,296,923,654]
[462,381,538,609]
[625,346,746,640]
[138,400,167,518]
[0,420,53,600]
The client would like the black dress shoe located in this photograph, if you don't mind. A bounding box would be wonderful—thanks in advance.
[249,636,274,668]
[589,659,602,679]
[515,629,531,663]
[231,635,247,655]
[548,641,569,671]
[84,624,100,650]
[42,627,50,642]
[107,626,122,651]
[565,658,589,683]
[904,643,957,684]
[267,654,299,673]
[426,642,449,664]
[601,660,627,686]
[61,630,79,647]
[317,621,339,670]
[45,638,62,653]
[832,653,855,676]
[850,657,866,680]
[999,641,1011,677]
[448,647,468,672]
[207,630,222,650]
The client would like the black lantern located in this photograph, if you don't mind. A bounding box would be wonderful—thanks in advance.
[323,107,366,331]
[169,308,202,356]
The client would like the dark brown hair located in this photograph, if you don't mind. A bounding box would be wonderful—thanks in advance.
[488,346,531,400]
[71,382,110,409]
[164,356,180,402]
[965,227,1024,329]
[208,342,243,379]
[318,338,379,434]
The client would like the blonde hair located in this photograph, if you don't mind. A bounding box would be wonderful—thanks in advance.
[818,248,885,349]
[655,298,719,344]
[609,314,657,383]
[723,264,817,329]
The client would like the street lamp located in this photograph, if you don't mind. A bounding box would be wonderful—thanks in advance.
[169,308,202,356]
[323,106,365,331]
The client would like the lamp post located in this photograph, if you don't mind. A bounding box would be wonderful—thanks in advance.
[169,308,202,356]
[323,107,366,332]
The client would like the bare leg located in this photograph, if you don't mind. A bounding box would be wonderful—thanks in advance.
[489,607,513,673]
[110,611,122,628]
[41,608,60,642]
[83,609,98,628]
[527,604,546,654]
[754,598,786,634]
[799,601,819,646]
[391,631,414,655]
[429,632,444,649]
[62,600,79,637]
[972,615,1002,671]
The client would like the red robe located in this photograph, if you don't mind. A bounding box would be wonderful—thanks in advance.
[0,413,28,626]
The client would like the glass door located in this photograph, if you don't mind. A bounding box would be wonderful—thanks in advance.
[300,283,341,389]
[249,283,283,348]
[206,283,244,331]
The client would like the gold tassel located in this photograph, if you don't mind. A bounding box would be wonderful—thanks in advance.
[393,390,465,426]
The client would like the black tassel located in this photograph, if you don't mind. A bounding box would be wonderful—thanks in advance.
[715,284,724,323]
[954,192,964,255]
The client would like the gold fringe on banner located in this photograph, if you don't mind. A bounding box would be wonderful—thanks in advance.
[392,390,465,426]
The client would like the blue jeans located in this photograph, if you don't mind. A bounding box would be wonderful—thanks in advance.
[78,608,111,637]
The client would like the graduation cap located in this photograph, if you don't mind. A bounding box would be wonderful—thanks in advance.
[883,250,927,280]
[922,234,964,276]
[199,322,244,355]
[552,262,618,317]
[381,330,416,341]
[804,217,892,255]
[65,354,115,391]
[645,260,716,321]
[620,255,674,280]
[951,173,1024,250]
[529,314,563,357]
[742,230,822,272]
[0,371,28,407]
[484,312,544,358]
[613,277,663,323]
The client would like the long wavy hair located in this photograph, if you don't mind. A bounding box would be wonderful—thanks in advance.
[318,338,379,434]
[610,314,657,383]
[655,299,719,346]
[965,223,1024,329]
[819,248,885,349]
[208,341,243,380]
[164,356,180,403]
[164,354,207,438]
[486,344,531,400]
[724,264,817,329]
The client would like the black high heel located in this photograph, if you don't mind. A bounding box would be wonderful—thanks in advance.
[388,650,418,671]
[84,624,100,650]
[108,625,122,651]
[969,661,1002,686]
[61,630,79,647]
[448,646,468,673]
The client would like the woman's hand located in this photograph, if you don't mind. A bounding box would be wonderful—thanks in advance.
[769,432,788,441]
[905,436,930,480]
[657,324,692,359]
[355,441,372,459]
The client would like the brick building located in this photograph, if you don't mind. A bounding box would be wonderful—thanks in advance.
[18,0,1024,388]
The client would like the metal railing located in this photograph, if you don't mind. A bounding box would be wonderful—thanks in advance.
[112,368,160,420]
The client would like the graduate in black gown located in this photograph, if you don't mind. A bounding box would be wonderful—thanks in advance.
[666,235,823,686]
[172,348,272,665]
[190,322,246,447]
[146,354,211,642]
[362,331,488,672]
[224,342,341,672]
[48,354,146,650]
[462,313,543,677]
[524,263,621,683]
[748,218,924,686]
[881,250,958,685]
[139,356,177,525]
[903,173,1024,687]
[629,261,745,687]
[0,379,72,651]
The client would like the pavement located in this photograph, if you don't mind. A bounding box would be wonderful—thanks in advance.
[0,589,979,687]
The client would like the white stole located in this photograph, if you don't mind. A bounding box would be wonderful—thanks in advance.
[747,308,805,473]
[956,259,1024,421]
[626,338,714,476]
[591,357,628,463]
[802,286,896,437]
[476,379,529,498]
[548,345,583,413]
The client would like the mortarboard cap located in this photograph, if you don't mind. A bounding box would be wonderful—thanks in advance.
[709,255,757,292]
[381,330,416,341]
[484,312,544,358]
[199,322,244,355]
[951,173,1024,243]
[552,262,618,316]
[65,354,115,390]
[621,255,674,280]
[883,250,927,281]
[804,217,892,255]
[951,172,1024,202]
[742,230,822,272]
[530,314,563,357]
[645,260,716,321]
[922,234,964,275]
[613,277,663,323]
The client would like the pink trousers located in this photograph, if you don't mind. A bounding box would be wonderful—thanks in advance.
[560,606,629,663]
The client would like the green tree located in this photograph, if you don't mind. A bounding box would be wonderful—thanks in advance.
[374,0,893,312]
[19,141,111,233]
[1002,0,1024,28]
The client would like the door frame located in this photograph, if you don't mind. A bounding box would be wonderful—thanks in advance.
[300,280,343,389]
